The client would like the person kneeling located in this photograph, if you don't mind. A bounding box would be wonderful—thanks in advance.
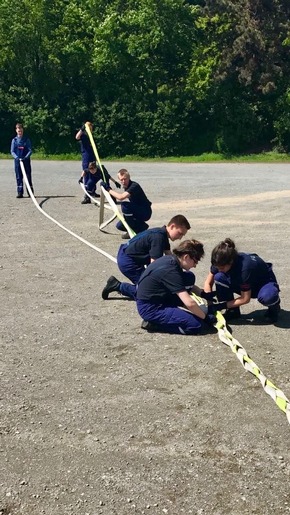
[136,240,216,334]
[203,238,281,323]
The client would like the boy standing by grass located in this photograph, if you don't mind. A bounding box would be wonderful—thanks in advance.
[10,123,34,198]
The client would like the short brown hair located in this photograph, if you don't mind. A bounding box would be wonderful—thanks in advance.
[173,239,204,262]
[168,214,191,230]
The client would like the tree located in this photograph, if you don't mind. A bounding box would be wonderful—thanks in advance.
[0,0,100,152]
[90,0,198,155]
[186,0,290,153]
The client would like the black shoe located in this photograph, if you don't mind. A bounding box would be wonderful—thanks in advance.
[81,196,91,204]
[141,320,161,332]
[224,307,241,321]
[102,276,121,299]
[92,192,100,198]
[121,232,130,239]
[16,193,23,198]
[264,302,281,323]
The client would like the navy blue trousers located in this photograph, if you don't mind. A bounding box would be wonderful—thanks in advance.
[84,176,97,195]
[117,245,145,284]
[117,244,145,299]
[136,299,203,335]
[14,159,33,194]
[116,201,152,234]
[81,153,94,172]
[214,272,280,307]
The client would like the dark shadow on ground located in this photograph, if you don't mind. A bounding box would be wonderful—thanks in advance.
[102,296,134,301]
[98,229,121,237]
[225,308,290,329]
[38,196,75,208]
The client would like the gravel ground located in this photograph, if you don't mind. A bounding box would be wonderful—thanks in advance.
[1,159,290,515]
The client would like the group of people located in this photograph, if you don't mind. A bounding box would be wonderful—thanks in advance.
[102,229,281,334]
[10,121,152,240]
[75,122,281,332]
[10,122,281,334]
[76,121,152,239]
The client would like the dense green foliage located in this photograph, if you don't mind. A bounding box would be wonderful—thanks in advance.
[1,0,290,156]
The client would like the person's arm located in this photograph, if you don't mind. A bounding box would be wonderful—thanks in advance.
[75,125,85,141]
[177,290,208,319]
[212,289,252,312]
[75,130,82,141]
[78,171,86,183]
[102,167,121,189]
[227,290,251,308]
[23,138,32,159]
[203,272,215,292]
[10,139,18,159]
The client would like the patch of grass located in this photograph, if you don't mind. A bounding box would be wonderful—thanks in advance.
[0,152,79,160]
[1,151,290,162]
[150,152,290,162]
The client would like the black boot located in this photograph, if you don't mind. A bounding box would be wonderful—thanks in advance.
[81,196,91,204]
[224,307,241,321]
[121,232,130,239]
[141,320,162,332]
[264,301,281,323]
[102,276,121,299]
[16,192,23,198]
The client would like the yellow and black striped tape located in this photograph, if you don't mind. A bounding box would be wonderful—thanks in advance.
[215,311,290,425]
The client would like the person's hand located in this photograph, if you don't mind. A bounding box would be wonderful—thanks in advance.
[208,301,228,313]
[200,290,217,301]
[115,181,121,189]
[100,181,110,191]
[204,313,217,326]
[78,177,83,184]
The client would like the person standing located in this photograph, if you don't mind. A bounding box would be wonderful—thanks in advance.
[101,215,191,300]
[10,123,34,198]
[75,121,95,173]
[101,168,152,238]
[204,238,281,322]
